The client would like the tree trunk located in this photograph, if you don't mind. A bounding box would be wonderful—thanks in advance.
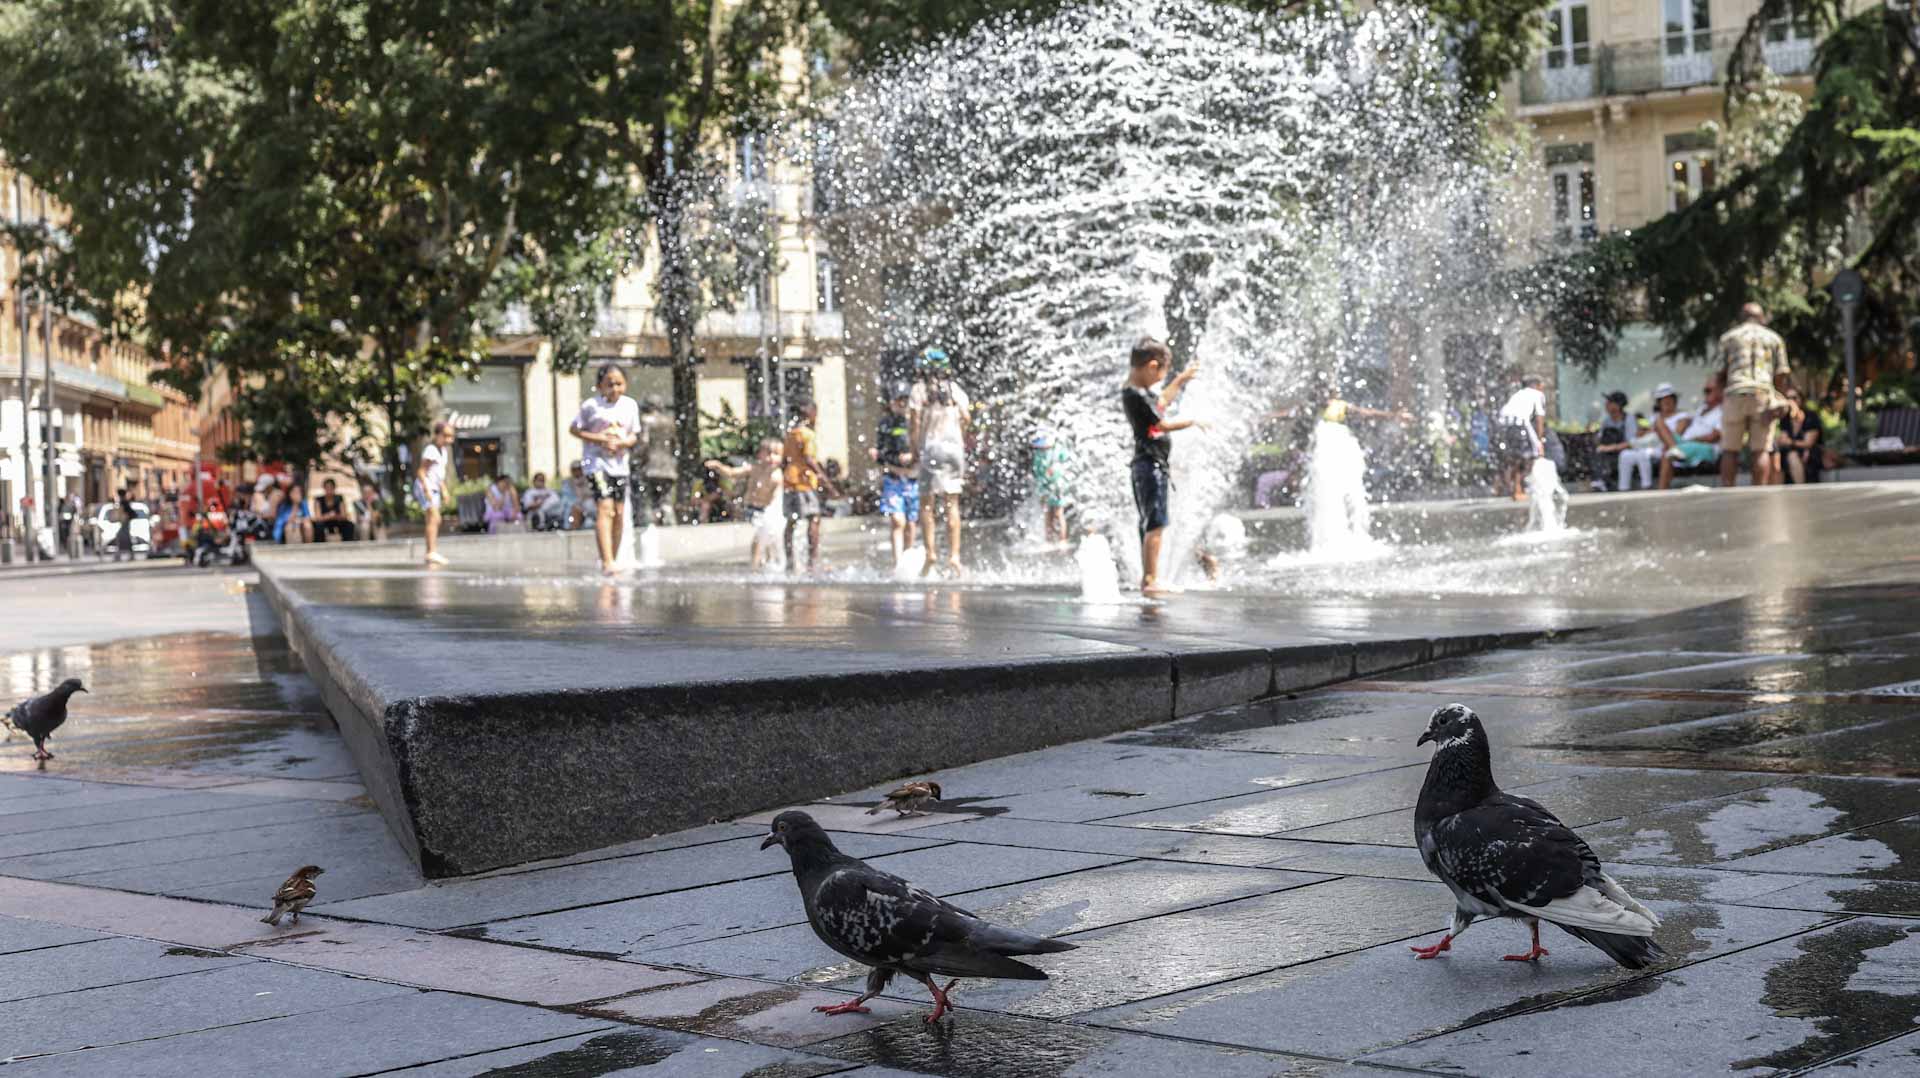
[656,195,703,488]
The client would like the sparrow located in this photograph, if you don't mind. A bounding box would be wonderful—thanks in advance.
[261,865,325,926]
[866,780,943,817]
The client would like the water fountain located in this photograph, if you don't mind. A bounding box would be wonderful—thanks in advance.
[1524,457,1570,535]
[814,0,1539,583]
[1300,420,1379,555]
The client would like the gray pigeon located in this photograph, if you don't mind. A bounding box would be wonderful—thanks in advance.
[8,678,86,762]
[762,810,1075,1022]
[1411,703,1662,969]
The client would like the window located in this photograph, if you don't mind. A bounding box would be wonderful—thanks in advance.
[1546,148,1596,244]
[1543,1,1590,69]
[740,275,767,313]
[815,255,839,314]
[1662,0,1710,54]
[1667,151,1715,211]
[743,357,817,420]
[737,133,768,183]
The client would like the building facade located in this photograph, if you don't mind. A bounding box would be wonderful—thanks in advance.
[1,165,197,544]
[1506,0,1819,421]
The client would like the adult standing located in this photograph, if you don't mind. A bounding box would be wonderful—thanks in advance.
[1495,374,1548,501]
[910,348,971,577]
[638,394,678,527]
[570,364,641,575]
[1717,301,1794,487]
[112,487,136,561]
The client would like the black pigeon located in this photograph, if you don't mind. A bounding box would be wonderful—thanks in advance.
[762,809,1076,1022]
[1411,703,1662,969]
[8,678,86,762]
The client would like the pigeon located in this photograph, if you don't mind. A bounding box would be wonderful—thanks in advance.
[1411,703,1662,969]
[762,810,1075,1022]
[261,865,325,926]
[866,780,943,817]
[8,678,86,762]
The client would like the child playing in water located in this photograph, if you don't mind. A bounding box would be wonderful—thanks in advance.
[705,437,785,570]
[1030,430,1073,544]
[1121,337,1203,596]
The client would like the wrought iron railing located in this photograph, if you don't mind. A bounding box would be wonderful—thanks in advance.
[1519,26,1817,107]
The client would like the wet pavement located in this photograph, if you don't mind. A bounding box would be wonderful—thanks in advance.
[6,485,1920,1074]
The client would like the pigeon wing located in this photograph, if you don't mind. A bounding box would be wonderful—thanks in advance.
[810,866,1053,980]
[1439,793,1657,934]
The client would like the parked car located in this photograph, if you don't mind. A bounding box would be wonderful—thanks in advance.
[88,501,152,557]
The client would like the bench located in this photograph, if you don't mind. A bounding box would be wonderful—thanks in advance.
[1862,407,1920,462]
[455,491,487,532]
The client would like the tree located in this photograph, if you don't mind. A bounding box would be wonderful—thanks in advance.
[1553,0,1920,383]
[0,1,672,486]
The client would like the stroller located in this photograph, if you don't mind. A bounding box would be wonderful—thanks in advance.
[218,508,272,566]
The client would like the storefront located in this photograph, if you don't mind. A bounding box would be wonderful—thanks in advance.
[439,362,528,482]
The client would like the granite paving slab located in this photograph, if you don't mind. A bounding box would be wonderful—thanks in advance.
[313,831,937,930]
[1,960,415,1062]
[5,987,615,1077]
[0,809,396,882]
[1734,877,1920,919]
[0,796,363,859]
[379,1026,860,1077]
[71,832,424,904]
[0,913,107,956]
[1806,1032,1920,1074]
[1082,901,1835,1059]
[0,935,247,1003]
[588,978,923,1049]
[1714,814,1920,880]
[1580,779,1920,867]
[902,816,1307,867]
[1361,917,1920,1076]
[476,844,1129,958]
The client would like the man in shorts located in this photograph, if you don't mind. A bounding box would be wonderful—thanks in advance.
[783,399,840,574]
[1718,302,1793,487]
[910,348,971,577]
[570,364,641,574]
[870,383,919,569]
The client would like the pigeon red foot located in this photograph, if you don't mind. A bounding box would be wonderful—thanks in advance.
[1503,922,1550,962]
[1410,934,1452,960]
[813,999,872,1016]
[921,978,959,1024]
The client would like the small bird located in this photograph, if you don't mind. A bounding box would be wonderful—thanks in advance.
[866,780,943,817]
[261,865,325,926]
[8,678,86,762]
[763,810,1075,1022]
[1411,704,1662,969]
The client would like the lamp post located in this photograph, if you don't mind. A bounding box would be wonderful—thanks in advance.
[1830,267,1864,457]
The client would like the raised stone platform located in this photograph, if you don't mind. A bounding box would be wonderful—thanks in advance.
[255,481,1920,877]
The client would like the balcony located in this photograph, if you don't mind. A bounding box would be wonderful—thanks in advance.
[1519,27,1817,108]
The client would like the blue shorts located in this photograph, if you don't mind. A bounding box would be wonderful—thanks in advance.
[1673,441,1720,467]
[1131,459,1169,536]
[879,473,920,519]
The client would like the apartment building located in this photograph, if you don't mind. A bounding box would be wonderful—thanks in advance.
[1508,1,1820,419]
[1,165,197,542]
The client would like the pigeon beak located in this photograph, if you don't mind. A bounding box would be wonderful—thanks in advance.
[760,833,782,851]
[1416,730,1435,746]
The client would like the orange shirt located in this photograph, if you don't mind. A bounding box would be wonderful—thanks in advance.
[783,426,820,491]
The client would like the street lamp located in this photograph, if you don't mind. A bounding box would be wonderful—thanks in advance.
[1829,267,1864,456]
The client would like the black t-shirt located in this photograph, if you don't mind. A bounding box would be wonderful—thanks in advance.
[875,412,912,472]
[1778,410,1818,448]
[1122,385,1170,468]
[316,493,345,518]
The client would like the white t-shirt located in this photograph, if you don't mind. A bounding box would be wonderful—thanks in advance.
[573,394,641,477]
[420,443,448,490]
[1498,386,1547,426]
[1679,404,1723,442]
[522,486,555,512]
[911,378,971,447]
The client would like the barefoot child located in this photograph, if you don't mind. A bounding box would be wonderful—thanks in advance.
[570,364,642,575]
[705,437,785,570]
[1121,337,1202,595]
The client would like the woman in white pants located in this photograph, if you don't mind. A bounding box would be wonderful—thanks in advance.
[1618,444,1658,490]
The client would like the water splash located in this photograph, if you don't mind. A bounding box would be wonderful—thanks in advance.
[1301,421,1378,554]
[1076,533,1123,603]
[1525,458,1570,534]
[816,0,1534,577]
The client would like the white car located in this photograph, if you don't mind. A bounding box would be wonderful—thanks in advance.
[91,501,151,556]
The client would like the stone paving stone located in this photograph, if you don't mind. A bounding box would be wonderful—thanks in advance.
[1580,778,1920,867]
[0,787,238,835]
[1082,901,1834,1058]
[2,960,414,1061]
[0,795,363,859]
[71,829,424,904]
[1590,652,1920,696]
[590,977,922,1049]
[313,831,939,930]
[825,742,1408,824]
[0,913,106,955]
[478,844,1129,958]
[808,1009,1350,1077]
[1360,917,1920,1077]
[1806,1031,1920,1074]
[905,816,1307,867]
[1371,647,1751,687]
[1714,815,1920,881]
[0,935,248,1003]
[382,1026,859,1077]
[0,807,397,883]
[1734,877,1920,919]
[909,876,1442,1019]
[6,987,615,1077]
[205,777,367,801]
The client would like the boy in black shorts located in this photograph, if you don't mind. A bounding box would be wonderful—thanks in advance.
[1121,337,1202,595]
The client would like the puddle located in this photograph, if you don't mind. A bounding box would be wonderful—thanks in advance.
[476,1031,681,1075]
[1733,920,1920,1072]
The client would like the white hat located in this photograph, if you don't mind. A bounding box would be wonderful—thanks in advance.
[1652,382,1678,401]
[255,474,275,492]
